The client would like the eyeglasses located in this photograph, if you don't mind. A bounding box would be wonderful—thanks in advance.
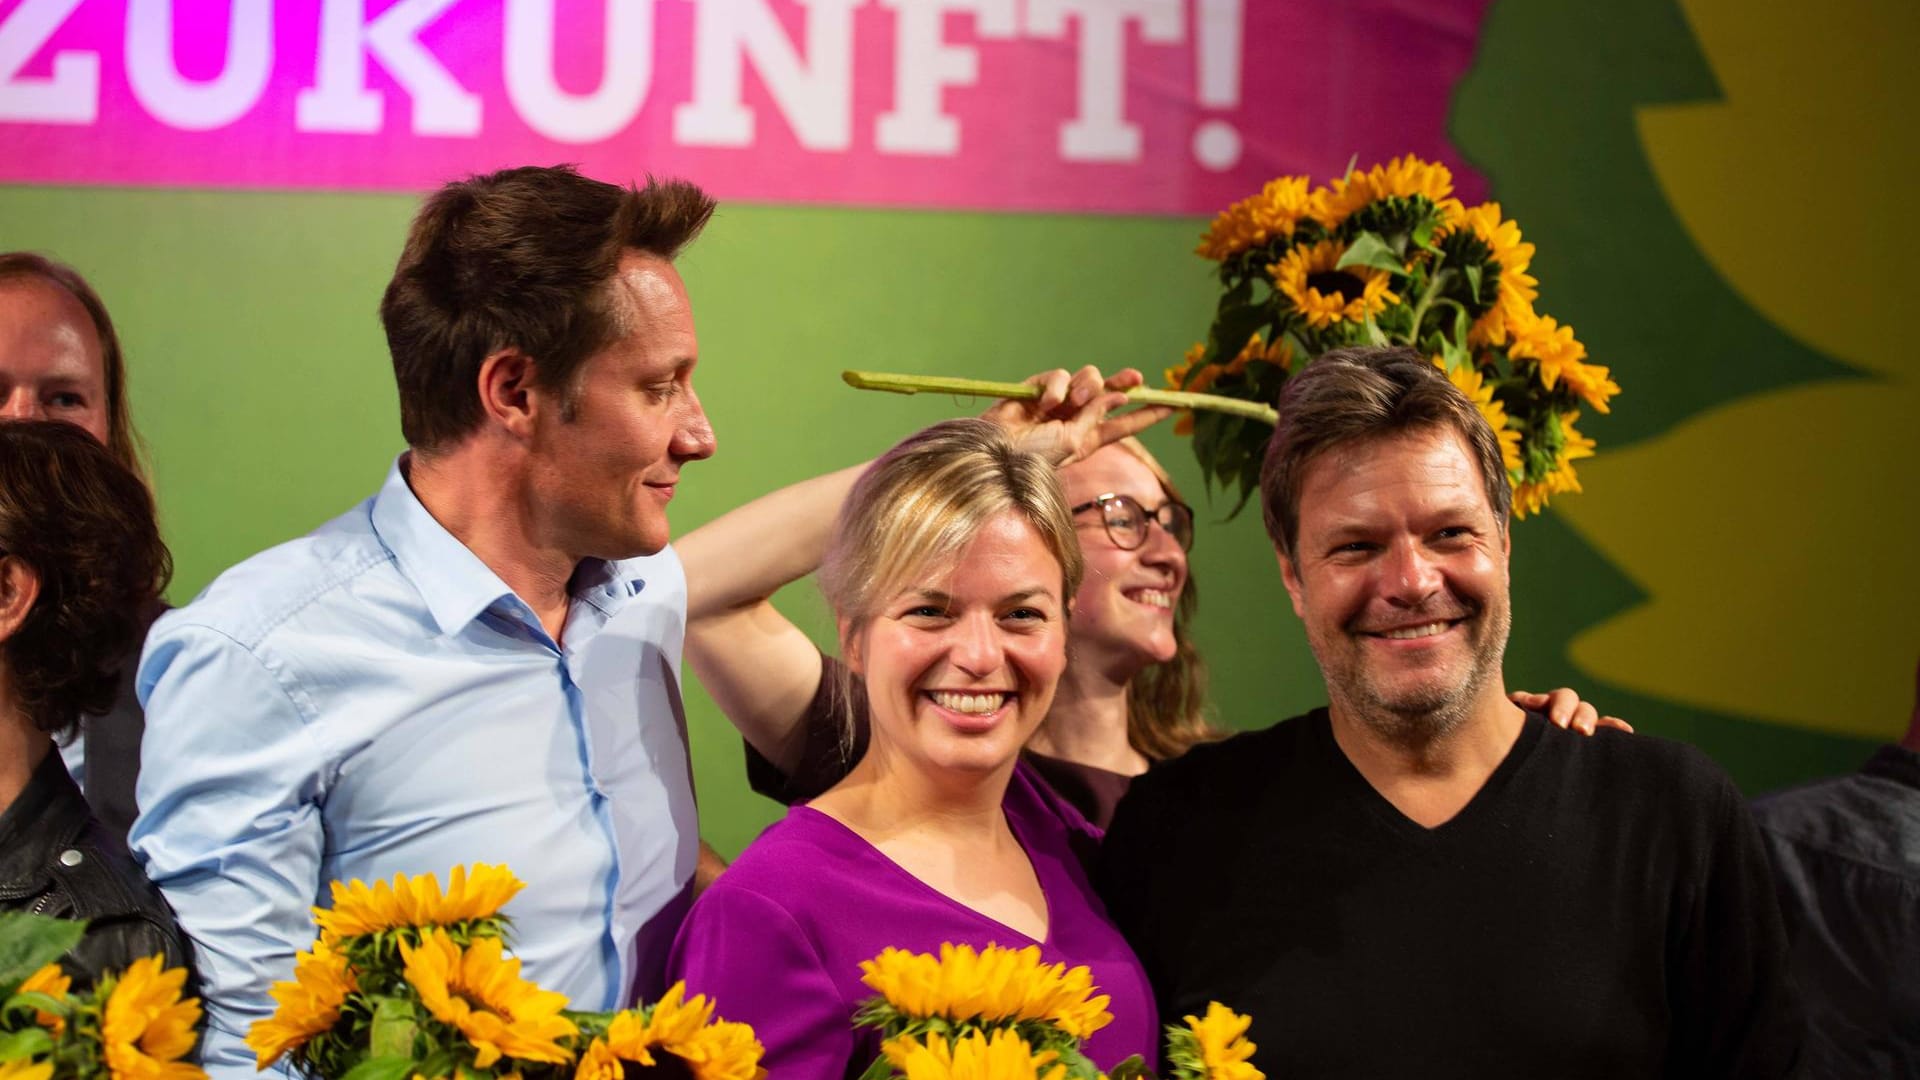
[1070,493,1195,552]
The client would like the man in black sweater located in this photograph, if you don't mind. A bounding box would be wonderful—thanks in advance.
[1100,347,1801,1078]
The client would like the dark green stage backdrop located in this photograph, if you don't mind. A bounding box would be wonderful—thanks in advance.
[0,0,1911,857]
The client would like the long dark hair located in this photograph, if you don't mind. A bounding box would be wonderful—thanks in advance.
[0,421,170,736]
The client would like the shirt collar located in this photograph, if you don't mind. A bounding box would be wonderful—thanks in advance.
[368,456,651,636]
[369,456,520,636]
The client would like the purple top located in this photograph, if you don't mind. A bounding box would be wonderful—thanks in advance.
[666,763,1159,1079]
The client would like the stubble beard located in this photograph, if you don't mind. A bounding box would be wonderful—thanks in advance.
[1319,598,1513,753]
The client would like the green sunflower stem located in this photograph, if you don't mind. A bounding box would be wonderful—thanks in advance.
[841,370,1279,426]
[1399,267,1453,349]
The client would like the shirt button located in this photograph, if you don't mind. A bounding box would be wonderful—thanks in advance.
[59,849,83,867]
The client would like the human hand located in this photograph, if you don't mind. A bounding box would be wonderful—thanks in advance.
[981,365,1175,467]
[1512,687,1634,735]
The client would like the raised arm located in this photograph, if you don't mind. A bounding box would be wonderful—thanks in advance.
[680,463,864,775]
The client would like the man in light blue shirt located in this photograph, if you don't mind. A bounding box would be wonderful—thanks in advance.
[131,166,723,1075]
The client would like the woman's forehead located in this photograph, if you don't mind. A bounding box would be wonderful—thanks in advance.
[879,514,1064,601]
[1060,444,1164,503]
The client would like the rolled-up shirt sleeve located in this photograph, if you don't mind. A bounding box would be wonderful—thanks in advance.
[131,624,330,1078]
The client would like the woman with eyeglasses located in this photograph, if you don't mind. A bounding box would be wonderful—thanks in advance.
[682,367,1606,831]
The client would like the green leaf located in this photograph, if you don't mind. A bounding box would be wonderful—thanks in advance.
[1335,231,1404,275]
[1221,274,1253,311]
[3,991,68,1022]
[339,1054,419,1080]
[1053,1044,1106,1080]
[1206,303,1268,366]
[0,1026,53,1062]
[855,1054,898,1080]
[368,995,419,1059]
[1464,263,1484,304]
[1104,1056,1153,1080]
[1411,213,1443,255]
[0,914,85,987]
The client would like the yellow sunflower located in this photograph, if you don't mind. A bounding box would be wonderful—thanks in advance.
[1512,411,1596,520]
[248,938,358,1068]
[101,956,204,1080]
[859,944,1112,1041]
[600,981,712,1067]
[1433,357,1523,481]
[401,930,576,1068]
[573,1038,623,1080]
[1505,311,1620,414]
[1227,332,1290,377]
[317,864,524,942]
[1270,241,1400,330]
[881,1030,1067,1080]
[1195,176,1324,261]
[20,963,71,1033]
[669,1020,767,1080]
[1164,343,1206,394]
[0,1060,52,1080]
[1183,1003,1262,1080]
[1320,154,1465,230]
[1447,203,1539,348]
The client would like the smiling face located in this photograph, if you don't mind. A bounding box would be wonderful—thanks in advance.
[846,511,1070,780]
[1060,444,1189,682]
[0,277,110,447]
[1279,426,1512,740]
[526,251,715,559]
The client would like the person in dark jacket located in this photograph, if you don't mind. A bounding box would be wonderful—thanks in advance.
[0,420,191,990]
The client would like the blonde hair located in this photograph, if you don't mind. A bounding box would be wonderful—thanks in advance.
[1107,437,1222,760]
[821,419,1083,642]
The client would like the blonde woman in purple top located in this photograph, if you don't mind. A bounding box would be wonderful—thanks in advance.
[666,418,1160,1078]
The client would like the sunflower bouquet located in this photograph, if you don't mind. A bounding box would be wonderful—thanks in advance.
[0,913,205,1080]
[247,864,764,1080]
[852,944,1259,1080]
[1172,154,1620,518]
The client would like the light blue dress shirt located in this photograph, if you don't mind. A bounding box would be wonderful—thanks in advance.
[131,459,699,1077]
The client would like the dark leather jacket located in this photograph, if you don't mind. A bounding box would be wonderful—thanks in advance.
[0,748,196,994]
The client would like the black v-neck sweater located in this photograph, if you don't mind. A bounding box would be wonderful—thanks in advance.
[1098,709,1803,1078]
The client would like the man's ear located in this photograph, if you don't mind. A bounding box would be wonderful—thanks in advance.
[475,349,544,439]
[1276,547,1307,620]
[838,615,863,676]
[0,556,42,644]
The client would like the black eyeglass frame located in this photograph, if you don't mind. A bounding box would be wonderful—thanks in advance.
[1069,492,1196,552]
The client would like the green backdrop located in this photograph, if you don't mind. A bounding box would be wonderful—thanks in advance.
[1,0,1912,858]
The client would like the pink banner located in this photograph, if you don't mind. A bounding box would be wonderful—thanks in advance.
[0,0,1491,212]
